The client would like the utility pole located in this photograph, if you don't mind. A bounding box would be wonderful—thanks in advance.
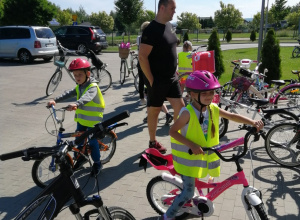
[257,0,265,63]
[264,0,269,40]
[155,0,157,15]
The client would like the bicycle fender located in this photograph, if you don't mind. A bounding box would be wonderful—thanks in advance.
[161,172,183,188]
[242,187,262,206]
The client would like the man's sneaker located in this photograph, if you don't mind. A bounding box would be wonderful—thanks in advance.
[165,113,173,125]
[139,99,147,106]
[90,162,102,177]
[149,140,167,154]
[73,156,88,170]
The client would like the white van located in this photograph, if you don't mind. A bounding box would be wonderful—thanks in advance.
[0,26,58,64]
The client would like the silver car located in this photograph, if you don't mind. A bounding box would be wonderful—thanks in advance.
[0,26,58,64]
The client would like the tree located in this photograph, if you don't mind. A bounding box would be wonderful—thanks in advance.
[250,30,256,42]
[214,1,243,39]
[225,30,232,43]
[207,30,225,78]
[259,29,281,84]
[177,12,201,30]
[76,5,89,23]
[114,0,143,40]
[56,10,72,26]
[199,17,215,29]
[183,32,189,42]
[1,0,56,26]
[270,0,290,26]
[252,11,275,31]
[90,11,114,32]
[0,0,4,25]
[285,10,300,37]
[135,10,155,31]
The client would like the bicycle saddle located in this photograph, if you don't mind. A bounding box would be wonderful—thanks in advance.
[248,98,269,107]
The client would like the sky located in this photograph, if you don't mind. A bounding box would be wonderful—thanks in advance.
[48,0,299,21]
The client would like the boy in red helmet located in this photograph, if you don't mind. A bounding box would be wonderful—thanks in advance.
[48,58,105,177]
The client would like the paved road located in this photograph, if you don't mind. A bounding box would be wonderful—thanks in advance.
[0,46,299,220]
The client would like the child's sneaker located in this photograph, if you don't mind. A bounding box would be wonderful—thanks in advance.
[165,113,173,125]
[90,162,102,177]
[139,99,147,106]
[149,140,167,154]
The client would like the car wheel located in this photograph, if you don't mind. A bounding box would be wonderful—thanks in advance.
[18,49,33,64]
[78,44,87,54]
[43,56,53,62]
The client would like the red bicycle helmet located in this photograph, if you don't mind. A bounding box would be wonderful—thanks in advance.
[68,58,91,71]
[186,70,221,92]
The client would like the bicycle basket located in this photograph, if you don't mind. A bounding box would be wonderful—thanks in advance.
[119,47,130,59]
[231,70,254,91]
[54,52,69,68]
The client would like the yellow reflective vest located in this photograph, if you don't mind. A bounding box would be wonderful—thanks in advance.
[75,83,105,127]
[171,103,220,178]
[178,51,193,74]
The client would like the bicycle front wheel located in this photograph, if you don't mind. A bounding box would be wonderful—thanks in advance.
[95,68,112,93]
[247,203,269,220]
[292,47,300,58]
[46,70,62,96]
[146,176,189,219]
[265,123,300,167]
[120,60,126,85]
[32,153,73,188]
[131,56,138,78]
[84,206,136,220]
[274,84,300,118]
[99,131,117,164]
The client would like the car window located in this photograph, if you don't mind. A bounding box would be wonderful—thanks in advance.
[0,28,31,39]
[35,28,55,38]
[54,27,67,35]
[95,29,105,35]
[77,28,89,35]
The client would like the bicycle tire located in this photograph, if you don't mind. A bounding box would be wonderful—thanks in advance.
[146,176,189,219]
[131,56,138,78]
[32,153,73,188]
[264,123,300,167]
[46,70,62,96]
[84,206,136,220]
[292,47,300,58]
[247,203,269,220]
[134,74,139,92]
[222,81,234,97]
[99,131,117,164]
[274,84,300,118]
[219,117,228,138]
[94,68,112,93]
[120,60,126,84]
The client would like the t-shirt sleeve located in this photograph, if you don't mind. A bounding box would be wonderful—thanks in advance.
[141,27,155,46]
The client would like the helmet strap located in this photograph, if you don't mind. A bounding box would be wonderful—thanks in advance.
[196,93,207,125]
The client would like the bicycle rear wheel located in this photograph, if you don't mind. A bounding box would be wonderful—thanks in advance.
[120,60,126,84]
[92,68,112,93]
[131,56,138,78]
[146,176,189,219]
[84,206,135,220]
[264,123,300,167]
[292,47,300,58]
[46,70,62,96]
[99,131,117,164]
[32,153,73,188]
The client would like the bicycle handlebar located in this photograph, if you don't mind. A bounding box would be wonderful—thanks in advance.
[188,127,259,162]
[0,111,130,162]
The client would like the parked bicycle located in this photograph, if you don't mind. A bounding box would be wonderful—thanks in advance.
[140,127,269,219]
[292,39,300,58]
[264,120,300,167]
[119,46,138,85]
[46,41,112,96]
[31,105,127,188]
[0,111,135,220]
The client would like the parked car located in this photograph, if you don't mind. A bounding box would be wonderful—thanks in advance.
[54,25,108,54]
[0,26,58,64]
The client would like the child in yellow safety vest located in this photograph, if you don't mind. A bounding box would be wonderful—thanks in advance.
[47,58,105,177]
[162,70,264,220]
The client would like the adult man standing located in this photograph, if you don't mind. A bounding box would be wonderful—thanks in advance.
[139,0,185,153]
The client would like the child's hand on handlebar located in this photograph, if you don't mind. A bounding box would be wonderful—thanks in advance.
[66,104,78,111]
[253,120,264,132]
[189,143,204,155]
[47,100,56,107]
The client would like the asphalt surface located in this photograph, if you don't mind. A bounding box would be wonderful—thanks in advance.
[0,44,299,220]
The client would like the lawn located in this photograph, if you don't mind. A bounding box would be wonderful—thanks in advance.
[218,47,299,85]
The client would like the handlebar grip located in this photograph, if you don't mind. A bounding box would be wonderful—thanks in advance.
[0,149,25,161]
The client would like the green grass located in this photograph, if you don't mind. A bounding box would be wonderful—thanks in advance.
[218,47,299,85]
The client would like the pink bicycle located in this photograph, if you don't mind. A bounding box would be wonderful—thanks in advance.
[140,128,269,219]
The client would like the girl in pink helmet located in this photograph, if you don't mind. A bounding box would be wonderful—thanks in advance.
[161,70,264,220]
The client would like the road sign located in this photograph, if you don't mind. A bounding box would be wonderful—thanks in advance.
[73,22,77,26]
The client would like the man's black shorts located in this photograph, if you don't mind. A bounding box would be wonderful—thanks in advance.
[144,78,182,107]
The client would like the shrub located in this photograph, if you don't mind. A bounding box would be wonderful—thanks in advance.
[183,32,189,42]
[250,30,256,42]
[225,30,232,43]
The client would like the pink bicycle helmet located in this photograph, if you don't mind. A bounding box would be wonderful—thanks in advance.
[186,70,221,92]
[68,58,91,71]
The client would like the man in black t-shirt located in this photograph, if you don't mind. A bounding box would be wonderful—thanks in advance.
[139,0,185,154]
